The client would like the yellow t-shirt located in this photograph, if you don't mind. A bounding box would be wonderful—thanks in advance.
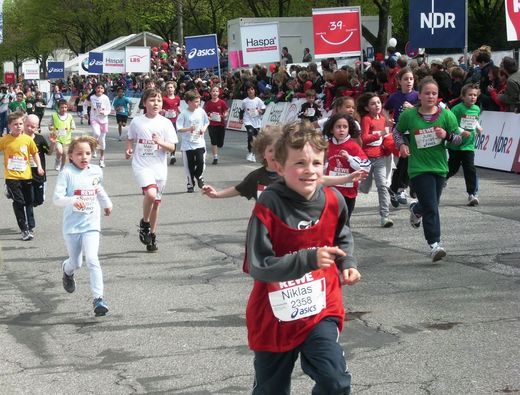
[0,134,38,180]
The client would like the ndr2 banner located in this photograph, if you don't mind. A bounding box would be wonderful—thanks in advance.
[185,34,219,70]
[409,0,466,49]
[47,62,65,79]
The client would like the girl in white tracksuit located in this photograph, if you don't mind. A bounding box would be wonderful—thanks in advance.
[53,136,113,316]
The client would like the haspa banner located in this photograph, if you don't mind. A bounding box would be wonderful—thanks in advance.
[240,22,280,65]
[312,7,362,59]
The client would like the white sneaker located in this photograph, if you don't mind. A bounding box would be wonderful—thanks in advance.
[250,154,256,163]
[430,242,446,262]
[409,202,422,229]
[468,194,479,206]
[246,152,254,162]
[54,158,61,171]
[93,150,97,158]
[380,216,394,228]
[99,158,105,168]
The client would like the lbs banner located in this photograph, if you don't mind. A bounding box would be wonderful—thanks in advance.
[185,34,219,70]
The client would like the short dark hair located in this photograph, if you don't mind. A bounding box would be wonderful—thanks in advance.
[501,56,518,75]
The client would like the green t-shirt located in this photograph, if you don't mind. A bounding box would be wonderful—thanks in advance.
[447,102,480,151]
[396,107,459,179]
[8,101,27,113]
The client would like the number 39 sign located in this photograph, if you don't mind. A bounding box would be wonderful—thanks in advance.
[312,7,362,59]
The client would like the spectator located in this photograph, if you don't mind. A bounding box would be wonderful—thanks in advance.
[302,47,312,62]
[281,46,293,65]
[429,59,452,103]
[498,56,520,112]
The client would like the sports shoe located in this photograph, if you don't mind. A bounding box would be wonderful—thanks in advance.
[92,150,97,158]
[246,152,253,162]
[99,158,105,168]
[250,154,256,163]
[54,158,61,171]
[170,156,176,165]
[62,270,76,293]
[212,158,218,165]
[93,298,109,316]
[146,233,158,252]
[187,186,194,193]
[380,217,394,228]
[138,219,152,245]
[468,194,479,206]
[21,230,33,241]
[409,203,422,229]
[196,177,205,188]
[430,242,447,262]
[389,189,399,208]
[397,191,408,205]
[28,229,34,238]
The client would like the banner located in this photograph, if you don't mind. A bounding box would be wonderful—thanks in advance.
[103,50,125,74]
[226,100,245,131]
[22,62,40,80]
[409,0,466,48]
[125,47,151,73]
[185,34,219,70]
[475,111,520,172]
[312,7,362,59]
[240,23,280,65]
[47,61,65,79]
[88,52,103,74]
[505,0,520,41]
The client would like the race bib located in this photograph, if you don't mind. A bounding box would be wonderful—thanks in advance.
[460,116,478,130]
[209,112,221,122]
[415,128,442,149]
[165,110,176,119]
[256,184,266,199]
[189,132,203,143]
[7,155,27,171]
[267,271,326,322]
[248,108,259,118]
[305,108,316,117]
[330,169,353,187]
[58,128,67,137]
[26,103,33,109]
[137,138,159,157]
[116,106,124,113]
[73,189,97,214]
[367,133,383,147]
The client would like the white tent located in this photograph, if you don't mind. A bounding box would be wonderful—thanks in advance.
[65,32,174,73]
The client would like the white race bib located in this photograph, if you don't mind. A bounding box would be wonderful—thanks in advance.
[72,189,97,214]
[305,108,316,117]
[330,169,353,187]
[209,112,221,122]
[137,138,158,157]
[415,128,442,149]
[267,272,326,322]
[189,132,203,143]
[249,109,259,118]
[460,116,478,130]
[7,155,27,171]
[165,110,176,119]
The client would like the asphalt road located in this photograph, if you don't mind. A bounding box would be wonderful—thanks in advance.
[0,117,519,394]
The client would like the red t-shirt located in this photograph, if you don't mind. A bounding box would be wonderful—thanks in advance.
[162,95,181,123]
[326,138,367,198]
[204,99,229,127]
[361,114,387,158]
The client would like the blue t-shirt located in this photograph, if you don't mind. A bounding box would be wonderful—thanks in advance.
[112,96,131,115]
[384,90,419,123]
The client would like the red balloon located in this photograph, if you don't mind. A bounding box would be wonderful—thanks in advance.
[152,47,159,53]
[161,42,169,51]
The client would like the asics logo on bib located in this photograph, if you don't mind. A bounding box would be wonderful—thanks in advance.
[188,48,216,58]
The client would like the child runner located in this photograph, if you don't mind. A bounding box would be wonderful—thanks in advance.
[385,67,419,207]
[317,96,361,145]
[241,84,265,162]
[53,136,113,316]
[34,91,47,129]
[243,121,361,394]
[176,90,209,193]
[395,77,461,262]
[161,81,181,165]
[126,88,177,252]
[8,91,27,114]
[25,114,54,207]
[48,99,75,171]
[0,112,44,240]
[298,89,322,123]
[446,83,483,206]
[323,113,371,226]
[112,86,132,141]
[204,86,229,165]
[357,92,394,227]
[84,83,111,167]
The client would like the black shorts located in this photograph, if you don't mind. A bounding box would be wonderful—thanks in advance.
[116,114,128,124]
[32,181,45,207]
[208,125,226,147]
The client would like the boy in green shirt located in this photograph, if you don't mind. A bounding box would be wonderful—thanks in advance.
[446,84,482,206]
[8,92,27,114]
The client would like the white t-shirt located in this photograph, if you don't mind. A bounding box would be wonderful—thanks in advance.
[89,94,111,123]
[241,97,265,129]
[128,114,178,181]
[176,108,209,151]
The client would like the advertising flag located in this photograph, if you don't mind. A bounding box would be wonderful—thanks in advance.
[103,50,125,73]
[240,23,280,65]
[125,47,151,73]
[185,34,219,70]
[88,52,103,74]
[312,7,362,58]
[505,0,520,41]
[409,0,466,48]
[47,62,65,79]
[22,62,40,80]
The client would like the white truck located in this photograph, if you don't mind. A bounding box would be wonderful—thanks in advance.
[227,16,392,64]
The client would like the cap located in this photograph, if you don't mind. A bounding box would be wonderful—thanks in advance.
[430,58,443,66]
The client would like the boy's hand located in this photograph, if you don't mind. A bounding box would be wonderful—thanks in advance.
[348,170,368,183]
[316,246,346,269]
[461,130,471,138]
[104,207,112,216]
[399,144,410,158]
[201,185,217,198]
[73,198,86,210]
[125,148,133,159]
[434,126,447,139]
[341,268,361,285]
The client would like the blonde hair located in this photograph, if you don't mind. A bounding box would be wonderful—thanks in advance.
[252,126,283,165]
[274,121,327,165]
[68,135,98,156]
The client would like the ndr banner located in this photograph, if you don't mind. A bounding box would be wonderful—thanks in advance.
[125,47,151,73]
[409,0,466,48]
[185,34,219,70]
[312,7,362,59]
[505,0,520,41]
[47,62,65,79]
[240,23,280,65]
[103,50,125,74]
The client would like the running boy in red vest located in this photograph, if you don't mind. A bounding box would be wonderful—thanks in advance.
[243,120,361,394]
